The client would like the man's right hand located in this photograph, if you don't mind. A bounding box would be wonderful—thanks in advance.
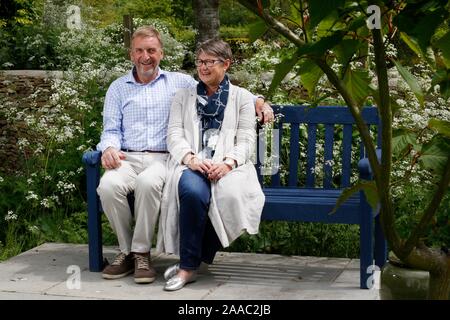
[101,147,126,169]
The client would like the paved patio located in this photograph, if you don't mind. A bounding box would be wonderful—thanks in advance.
[0,243,379,300]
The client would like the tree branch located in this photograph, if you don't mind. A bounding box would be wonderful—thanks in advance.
[238,0,382,183]
[401,155,450,259]
[239,0,305,47]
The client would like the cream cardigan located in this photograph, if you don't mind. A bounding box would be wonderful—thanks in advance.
[156,84,265,255]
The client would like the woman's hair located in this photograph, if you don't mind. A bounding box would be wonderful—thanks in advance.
[131,25,163,48]
[196,38,232,62]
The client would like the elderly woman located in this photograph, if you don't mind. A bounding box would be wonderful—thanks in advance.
[156,39,265,291]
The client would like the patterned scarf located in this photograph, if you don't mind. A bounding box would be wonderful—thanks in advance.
[196,75,230,158]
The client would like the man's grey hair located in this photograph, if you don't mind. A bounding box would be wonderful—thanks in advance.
[132,25,163,48]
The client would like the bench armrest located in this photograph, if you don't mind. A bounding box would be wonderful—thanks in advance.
[358,148,381,179]
[82,150,104,271]
[82,150,102,167]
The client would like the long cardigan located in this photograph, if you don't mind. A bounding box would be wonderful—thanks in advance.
[156,83,265,256]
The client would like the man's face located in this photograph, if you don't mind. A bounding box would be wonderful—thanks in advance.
[130,35,164,83]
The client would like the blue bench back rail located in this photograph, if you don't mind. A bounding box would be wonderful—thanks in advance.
[82,105,387,289]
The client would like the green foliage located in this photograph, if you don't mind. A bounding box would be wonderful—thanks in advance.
[219,0,258,26]
[227,221,360,258]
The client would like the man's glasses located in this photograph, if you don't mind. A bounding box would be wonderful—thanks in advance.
[195,59,224,67]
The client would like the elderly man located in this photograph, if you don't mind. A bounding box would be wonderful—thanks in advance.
[96,25,273,284]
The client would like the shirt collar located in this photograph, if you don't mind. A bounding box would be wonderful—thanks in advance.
[125,66,167,84]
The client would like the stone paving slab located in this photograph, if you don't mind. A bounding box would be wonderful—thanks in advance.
[0,243,379,300]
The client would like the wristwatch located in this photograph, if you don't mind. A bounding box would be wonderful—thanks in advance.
[224,158,236,170]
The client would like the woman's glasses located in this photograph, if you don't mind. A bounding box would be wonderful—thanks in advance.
[195,59,224,67]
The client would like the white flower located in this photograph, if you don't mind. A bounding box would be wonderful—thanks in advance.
[25,191,39,201]
[5,210,18,221]
[40,198,51,208]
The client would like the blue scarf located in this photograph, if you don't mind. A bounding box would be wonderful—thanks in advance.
[196,75,230,158]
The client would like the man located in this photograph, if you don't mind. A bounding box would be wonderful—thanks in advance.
[96,26,273,284]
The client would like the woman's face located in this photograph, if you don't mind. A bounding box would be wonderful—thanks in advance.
[196,52,230,90]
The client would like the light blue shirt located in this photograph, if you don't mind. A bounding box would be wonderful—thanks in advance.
[97,68,197,152]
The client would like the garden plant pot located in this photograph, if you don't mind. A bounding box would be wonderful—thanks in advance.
[380,259,450,300]
[380,260,430,299]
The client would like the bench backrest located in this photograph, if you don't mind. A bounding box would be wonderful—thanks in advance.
[256,105,380,189]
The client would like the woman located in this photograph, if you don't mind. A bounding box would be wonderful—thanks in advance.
[156,39,265,291]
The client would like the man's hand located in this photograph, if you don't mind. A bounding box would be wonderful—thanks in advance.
[101,147,126,169]
[255,98,274,124]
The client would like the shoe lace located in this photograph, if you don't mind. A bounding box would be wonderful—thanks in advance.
[135,254,150,270]
[111,252,128,266]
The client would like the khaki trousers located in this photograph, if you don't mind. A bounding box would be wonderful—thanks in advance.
[97,152,168,255]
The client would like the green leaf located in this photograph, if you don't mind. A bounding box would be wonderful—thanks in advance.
[400,31,423,58]
[419,136,450,174]
[309,0,345,29]
[392,60,424,107]
[299,31,345,57]
[392,129,417,155]
[248,19,268,43]
[335,39,362,66]
[342,68,371,107]
[330,180,379,214]
[268,50,301,96]
[429,119,450,139]
[435,31,450,69]
[431,69,450,99]
[298,60,324,98]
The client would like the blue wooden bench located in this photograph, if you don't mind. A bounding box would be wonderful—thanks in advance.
[82,105,387,289]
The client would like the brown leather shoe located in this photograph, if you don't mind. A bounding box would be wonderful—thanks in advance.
[102,252,134,279]
[133,252,156,284]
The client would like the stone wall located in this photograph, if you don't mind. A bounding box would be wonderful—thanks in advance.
[0,71,62,174]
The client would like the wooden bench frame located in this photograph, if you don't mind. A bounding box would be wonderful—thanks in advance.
[82,105,387,289]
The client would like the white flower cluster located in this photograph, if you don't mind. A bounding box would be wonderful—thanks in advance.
[4,210,18,221]
[56,181,76,195]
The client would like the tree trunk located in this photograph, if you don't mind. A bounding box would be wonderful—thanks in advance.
[429,269,450,300]
[193,0,220,45]
[404,245,450,299]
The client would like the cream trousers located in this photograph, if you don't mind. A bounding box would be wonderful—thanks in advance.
[96,152,168,255]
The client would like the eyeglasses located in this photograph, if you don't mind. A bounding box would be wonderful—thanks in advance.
[195,59,224,67]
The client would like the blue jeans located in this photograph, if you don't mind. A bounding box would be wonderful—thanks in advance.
[178,169,223,270]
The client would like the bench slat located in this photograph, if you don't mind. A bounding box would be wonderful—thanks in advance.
[288,124,300,187]
[273,105,379,124]
[262,188,360,224]
[270,121,282,187]
[306,124,317,187]
[341,124,353,187]
[323,124,334,188]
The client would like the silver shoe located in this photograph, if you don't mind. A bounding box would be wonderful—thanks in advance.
[164,263,180,280]
[164,272,197,291]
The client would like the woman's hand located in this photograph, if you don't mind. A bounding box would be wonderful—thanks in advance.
[187,157,212,175]
[207,163,232,181]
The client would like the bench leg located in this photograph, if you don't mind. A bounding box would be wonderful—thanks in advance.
[359,191,374,289]
[86,165,103,272]
[374,214,387,269]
